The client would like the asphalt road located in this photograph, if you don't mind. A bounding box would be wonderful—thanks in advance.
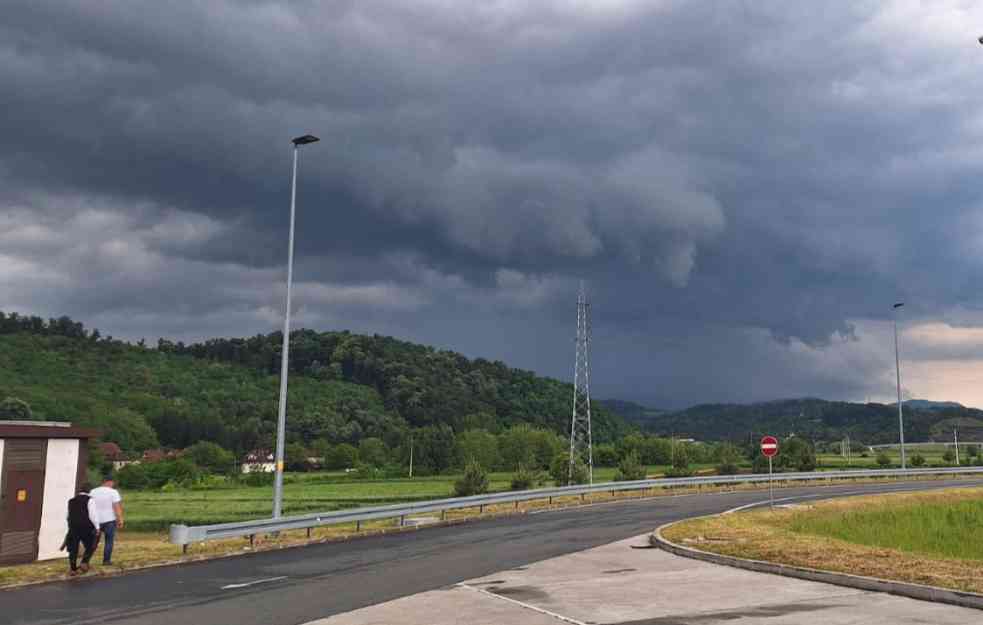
[4,478,981,625]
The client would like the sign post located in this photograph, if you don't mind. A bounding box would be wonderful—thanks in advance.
[760,436,779,509]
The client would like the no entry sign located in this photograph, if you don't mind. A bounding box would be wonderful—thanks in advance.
[760,435,779,457]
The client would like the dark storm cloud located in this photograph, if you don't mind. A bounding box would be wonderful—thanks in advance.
[4,1,983,407]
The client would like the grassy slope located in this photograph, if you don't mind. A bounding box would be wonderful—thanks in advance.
[790,497,983,561]
[664,487,983,593]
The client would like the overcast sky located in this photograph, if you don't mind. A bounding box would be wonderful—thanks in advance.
[4,1,983,409]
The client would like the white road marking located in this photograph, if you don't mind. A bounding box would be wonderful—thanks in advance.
[457,582,588,625]
[221,576,287,590]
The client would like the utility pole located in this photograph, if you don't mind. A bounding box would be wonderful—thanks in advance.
[569,281,593,485]
[955,429,960,466]
[893,302,907,470]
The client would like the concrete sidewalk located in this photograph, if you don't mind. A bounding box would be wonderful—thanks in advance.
[308,534,979,625]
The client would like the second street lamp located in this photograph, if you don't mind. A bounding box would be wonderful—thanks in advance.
[273,133,320,519]
[893,302,907,470]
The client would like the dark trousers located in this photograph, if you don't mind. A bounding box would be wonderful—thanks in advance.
[99,521,117,564]
[67,527,97,571]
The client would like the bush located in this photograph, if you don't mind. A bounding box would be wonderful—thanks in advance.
[665,466,695,478]
[910,453,926,467]
[115,463,150,490]
[324,443,358,470]
[184,441,235,475]
[593,444,619,467]
[550,452,589,486]
[613,451,646,481]
[454,459,489,497]
[715,443,742,475]
[358,438,389,467]
[967,444,980,458]
[943,449,956,464]
[510,465,541,491]
[876,452,892,467]
[238,470,275,487]
[353,463,385,480]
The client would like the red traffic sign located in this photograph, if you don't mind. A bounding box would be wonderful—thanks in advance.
[760,436,779,457]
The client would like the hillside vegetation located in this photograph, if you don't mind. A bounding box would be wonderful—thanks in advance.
[0,311,630,457]
[637,398,983,445]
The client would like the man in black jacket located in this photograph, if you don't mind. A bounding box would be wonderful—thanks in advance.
[65,483,100,575]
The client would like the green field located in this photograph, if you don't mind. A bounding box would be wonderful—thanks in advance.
[817,444,973,469]
[789,496,983,561]
[124,465,717,530]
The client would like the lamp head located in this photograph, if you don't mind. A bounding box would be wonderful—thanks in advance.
[292,134,320,146]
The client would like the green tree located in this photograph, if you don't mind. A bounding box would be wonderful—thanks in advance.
[876,451,892,467]
[184,441,235,474]
[455,429,500,470]
[324,443,358,470]
[614,451,646,481]
[498,425,538,471]
[910,453,926,467]
[453,459,489,497]
[780,437,816,472]
[358,437,388,467]
[0,396,32,420]
[550,452,588,486]
[943,448,956,464]
[510,465,541,491]
[284,442,310,471]
[96,408,160,452]
[715,443,742,475]
[593,444,618,467]
[415,425,456,474]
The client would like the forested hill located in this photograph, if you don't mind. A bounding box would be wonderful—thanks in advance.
[0,311,630,455]
[641,398,983,445]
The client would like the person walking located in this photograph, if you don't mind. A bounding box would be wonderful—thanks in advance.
[65,483,100,576]
[89,474,124,566]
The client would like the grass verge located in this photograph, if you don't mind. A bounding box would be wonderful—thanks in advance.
[662,487,983,594]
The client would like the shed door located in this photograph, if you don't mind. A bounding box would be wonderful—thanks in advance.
[0,439,46,564]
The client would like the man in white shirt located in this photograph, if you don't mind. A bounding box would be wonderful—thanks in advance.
[89,475,125,565]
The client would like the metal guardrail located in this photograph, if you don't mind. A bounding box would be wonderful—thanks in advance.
[169,466,983,549]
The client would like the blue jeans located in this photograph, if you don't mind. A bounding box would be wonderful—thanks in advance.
[99,521,117,564]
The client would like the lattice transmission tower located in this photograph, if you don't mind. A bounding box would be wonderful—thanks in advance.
[569,281,593,484]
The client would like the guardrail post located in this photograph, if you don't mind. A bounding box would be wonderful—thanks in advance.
[307,527,312,538]
[182,544,188,555]
[356,520,361,532]
[548,496,552,505]
[514,501,518,510]
[400,515,405,527]
[249,534,255,548]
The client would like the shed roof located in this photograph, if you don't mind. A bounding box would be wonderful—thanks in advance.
[0,421,99,439]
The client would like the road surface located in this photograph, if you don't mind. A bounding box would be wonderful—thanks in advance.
[3,478,980,625]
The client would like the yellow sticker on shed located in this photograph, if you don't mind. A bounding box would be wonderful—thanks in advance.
[16,489,27,502]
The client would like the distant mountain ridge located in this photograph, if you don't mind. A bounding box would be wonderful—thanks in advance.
[627,397,983,444]
[597,399,666,426]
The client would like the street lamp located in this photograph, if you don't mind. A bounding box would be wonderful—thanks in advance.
[893,302,907,470]
[273,133,320,519]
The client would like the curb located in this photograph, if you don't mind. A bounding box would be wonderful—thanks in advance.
[651,519,983,612]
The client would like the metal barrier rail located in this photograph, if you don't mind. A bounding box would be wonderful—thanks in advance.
[169,466,983,548]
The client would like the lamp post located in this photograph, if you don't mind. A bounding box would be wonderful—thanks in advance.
[893,302,906,470]
[273,134,320,519]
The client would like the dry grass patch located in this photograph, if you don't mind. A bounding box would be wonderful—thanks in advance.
[663,487,983,594]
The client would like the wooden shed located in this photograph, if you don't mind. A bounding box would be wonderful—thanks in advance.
[0,421,97,565]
